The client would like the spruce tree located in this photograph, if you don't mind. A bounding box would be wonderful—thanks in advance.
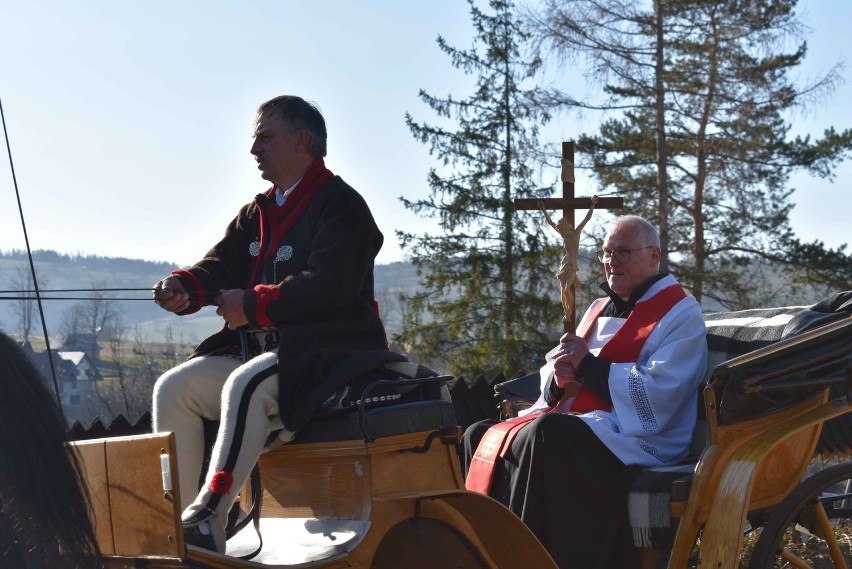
[397,0,559,378]
[530,0,852,309]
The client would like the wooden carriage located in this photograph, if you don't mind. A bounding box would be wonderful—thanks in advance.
[72,369,557,569]
[654,308,852,568]
[71,302,852,568]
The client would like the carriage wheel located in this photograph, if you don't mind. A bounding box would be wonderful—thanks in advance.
[749,461,852,569]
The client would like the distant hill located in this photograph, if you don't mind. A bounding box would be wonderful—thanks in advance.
[0,250,421,342]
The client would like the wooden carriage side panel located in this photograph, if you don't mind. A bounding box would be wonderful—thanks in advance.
[667,390,849,568]
[106,434,183,557]
[73,433,184,559]
[72,440,115,555]
[100,556,187,569]
[694,397,851,569]
[103,433,183,557]
[187,547,353,569]
[363,497,503,568]
[258,431,464,521]
[340,491,558,569]
[746,422,822,511]
[678,390,826,525]
[258,439,373,520]
[418,493,559,568]
[369,432,465,498]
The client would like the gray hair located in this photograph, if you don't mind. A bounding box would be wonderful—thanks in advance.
[256,95,327,157]
[609,215,661,248]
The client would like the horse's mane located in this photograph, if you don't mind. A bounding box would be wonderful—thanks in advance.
[0,332,101,568]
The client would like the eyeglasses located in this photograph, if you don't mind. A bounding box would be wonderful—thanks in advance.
[596,246,655,263]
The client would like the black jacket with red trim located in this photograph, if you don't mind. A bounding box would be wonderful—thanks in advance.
[171,174,389,432]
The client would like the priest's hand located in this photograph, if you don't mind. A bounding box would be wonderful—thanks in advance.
[556,332,590,369]
[553,355,577,388]
[553,355,582,399]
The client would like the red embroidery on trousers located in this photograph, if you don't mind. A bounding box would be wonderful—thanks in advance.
[209,470,234,495]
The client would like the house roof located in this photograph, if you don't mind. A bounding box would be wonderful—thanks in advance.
[59,333,101,352]
[19,342,100,383]
[57,351,87,366]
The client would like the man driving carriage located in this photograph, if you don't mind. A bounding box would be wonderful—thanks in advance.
[151,95,396,553]
[463,215,708,568]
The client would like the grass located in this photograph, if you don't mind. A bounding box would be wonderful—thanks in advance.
[737,525,852,568]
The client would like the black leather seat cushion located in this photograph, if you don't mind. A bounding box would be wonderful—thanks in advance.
[294,400,457,444]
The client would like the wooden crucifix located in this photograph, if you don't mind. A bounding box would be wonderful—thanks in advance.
[514,142,624,333]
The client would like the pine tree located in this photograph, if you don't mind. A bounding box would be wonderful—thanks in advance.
[530,0,852,309]
[397,0,559,378]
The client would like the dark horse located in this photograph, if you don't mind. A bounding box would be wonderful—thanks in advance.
[0,332,101,568]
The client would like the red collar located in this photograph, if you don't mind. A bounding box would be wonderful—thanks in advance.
[249,157,333,285]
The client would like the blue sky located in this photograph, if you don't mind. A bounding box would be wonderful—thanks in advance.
[0,0,849,268]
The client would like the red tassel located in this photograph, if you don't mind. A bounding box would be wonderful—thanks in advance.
[209,471,234,495]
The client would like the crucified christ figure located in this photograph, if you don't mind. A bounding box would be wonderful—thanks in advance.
[539,195,599,322]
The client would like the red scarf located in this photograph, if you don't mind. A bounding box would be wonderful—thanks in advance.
[569,284,686,412]
[248,157,333,286]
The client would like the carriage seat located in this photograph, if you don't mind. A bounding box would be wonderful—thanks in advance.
[296,396,457,444]
[292,359,457,445]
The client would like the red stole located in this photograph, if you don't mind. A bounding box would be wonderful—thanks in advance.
[248,157,334,287]
[465,283,687,494]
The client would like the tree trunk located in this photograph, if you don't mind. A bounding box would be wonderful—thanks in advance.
[502,37,516,373]
[692,11,721,305]
[654,0,670,273]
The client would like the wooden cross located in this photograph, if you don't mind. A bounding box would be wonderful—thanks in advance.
[514,141,624,333]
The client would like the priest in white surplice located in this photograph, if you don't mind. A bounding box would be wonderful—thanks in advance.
[463,215,707,569]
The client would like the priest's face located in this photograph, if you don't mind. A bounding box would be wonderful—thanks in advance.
[602,222,661,300]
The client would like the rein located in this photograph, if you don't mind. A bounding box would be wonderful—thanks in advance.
[0,287,224,301]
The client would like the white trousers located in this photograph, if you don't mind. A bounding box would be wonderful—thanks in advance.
[152,351,294,525]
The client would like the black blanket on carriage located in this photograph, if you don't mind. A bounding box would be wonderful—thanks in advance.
[706,291,852,426]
